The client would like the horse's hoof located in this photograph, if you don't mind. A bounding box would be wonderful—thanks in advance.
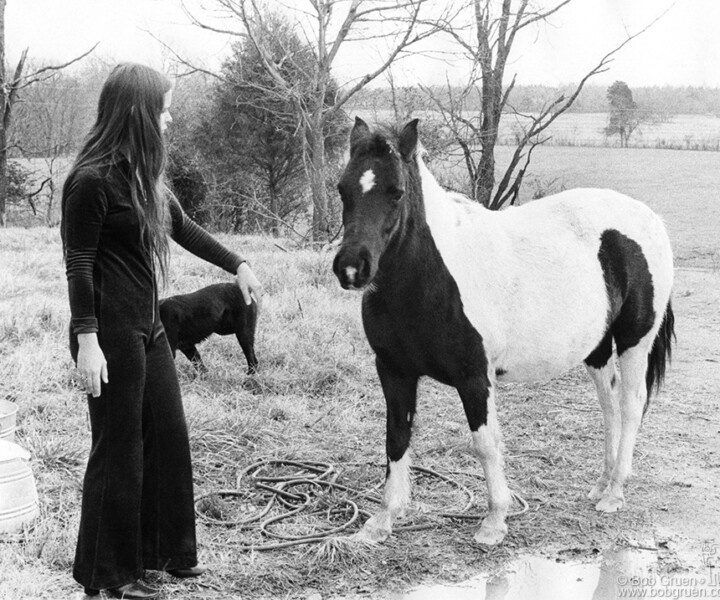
[473,524,507,546]
[347,532,379,546]
[352,524,390,544]
[595,494,624,513]
[587,481,608,501]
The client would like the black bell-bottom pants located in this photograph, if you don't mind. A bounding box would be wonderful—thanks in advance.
[71,320,198,590]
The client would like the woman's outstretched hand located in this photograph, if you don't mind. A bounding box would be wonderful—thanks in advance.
[236,262,263,310]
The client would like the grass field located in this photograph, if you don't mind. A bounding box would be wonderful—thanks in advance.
[357,111,720,150]
[496,112,720,150]
[496,144,720,269]
[0,144,719,599]
[430,144,720,270]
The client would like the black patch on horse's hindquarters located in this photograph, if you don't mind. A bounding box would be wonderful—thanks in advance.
[585,330,613,369]
[587,229,655,366]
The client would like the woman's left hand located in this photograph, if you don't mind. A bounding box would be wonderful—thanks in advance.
[236,262,263,310]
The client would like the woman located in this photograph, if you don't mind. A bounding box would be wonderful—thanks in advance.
[61,63,262,599]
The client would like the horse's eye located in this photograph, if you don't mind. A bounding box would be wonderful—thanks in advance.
[388,186,404,202]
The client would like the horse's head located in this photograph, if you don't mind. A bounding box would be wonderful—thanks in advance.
[333,117,419,290]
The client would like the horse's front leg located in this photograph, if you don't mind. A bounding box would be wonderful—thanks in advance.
[457,374,512,546]
[355,356,418,543]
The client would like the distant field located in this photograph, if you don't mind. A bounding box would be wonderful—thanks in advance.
[497,112,720,150]
[357,110,720,150]
[426,144,720,270]
[499,145,720,268]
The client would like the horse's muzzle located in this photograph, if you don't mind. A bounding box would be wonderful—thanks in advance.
[333,246,372,290]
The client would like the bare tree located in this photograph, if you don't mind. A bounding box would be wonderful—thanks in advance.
[0,0,96,226]
[183,0,449,240]
[11,70,97,225]
[423,0,668,209]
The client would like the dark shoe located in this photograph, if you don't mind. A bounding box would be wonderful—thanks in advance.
[107,580,160,599]
[166,565,207,578]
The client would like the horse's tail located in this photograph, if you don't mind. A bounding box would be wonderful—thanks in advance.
[644,299,675,415]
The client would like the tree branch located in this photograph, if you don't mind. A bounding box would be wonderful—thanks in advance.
[15,43,99,90]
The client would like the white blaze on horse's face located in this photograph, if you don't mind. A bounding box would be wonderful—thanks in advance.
[360,169,376,193]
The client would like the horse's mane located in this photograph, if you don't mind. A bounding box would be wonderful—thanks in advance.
[353,122,429,163]
[352,122,439,209]
[353,123,402,158]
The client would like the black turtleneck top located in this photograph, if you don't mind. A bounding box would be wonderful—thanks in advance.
[63,162,243,337]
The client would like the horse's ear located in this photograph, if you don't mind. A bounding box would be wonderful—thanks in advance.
[350,117,371,149]
[399,118,419,160]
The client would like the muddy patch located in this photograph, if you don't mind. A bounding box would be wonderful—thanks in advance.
[392,539,719,600]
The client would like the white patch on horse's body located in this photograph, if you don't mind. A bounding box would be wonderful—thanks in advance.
[359,169,376,193]
[417,158,673,382]
[383,453,412,512]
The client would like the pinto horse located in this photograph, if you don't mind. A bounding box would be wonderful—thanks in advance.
[333,118,675,546]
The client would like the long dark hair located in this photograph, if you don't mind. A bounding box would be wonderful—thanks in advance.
[62,63,172,280]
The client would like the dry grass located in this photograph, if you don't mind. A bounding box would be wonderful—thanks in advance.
[0,143,718,598]
[0,228,656,599]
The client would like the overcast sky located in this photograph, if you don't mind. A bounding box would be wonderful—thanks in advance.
[6,0,719,88]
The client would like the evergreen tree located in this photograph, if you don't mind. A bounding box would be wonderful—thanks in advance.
[605,81,639,147]
[188,12,346,235]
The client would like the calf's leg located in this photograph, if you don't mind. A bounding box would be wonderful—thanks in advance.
[179,343,207,373]
[236,309,258,374]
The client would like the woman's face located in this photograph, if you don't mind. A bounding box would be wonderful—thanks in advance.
[160,90,173,133]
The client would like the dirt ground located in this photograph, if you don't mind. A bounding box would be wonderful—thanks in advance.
[195,264,720,599]
[643,267,720,548]
[1,231,717,600]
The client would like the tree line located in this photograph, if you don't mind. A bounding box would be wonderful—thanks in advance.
[3,0,698,237]
[355,83,720,116]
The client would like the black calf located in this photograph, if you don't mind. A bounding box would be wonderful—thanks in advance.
[159,283,258,374]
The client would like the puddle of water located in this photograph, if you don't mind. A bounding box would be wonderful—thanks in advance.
[390,546,718,600]
[390,555,602,600]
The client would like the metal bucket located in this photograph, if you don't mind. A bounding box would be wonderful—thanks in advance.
[0,399,19,441]
[0,440,39,534]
